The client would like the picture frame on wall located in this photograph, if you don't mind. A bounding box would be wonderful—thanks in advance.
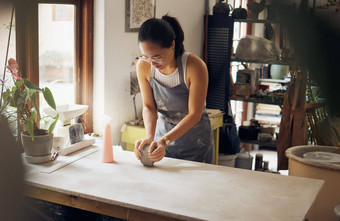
[125,0,156,32]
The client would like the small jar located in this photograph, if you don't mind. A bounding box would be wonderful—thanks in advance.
[263,161,269,171]
[255,153,263,171]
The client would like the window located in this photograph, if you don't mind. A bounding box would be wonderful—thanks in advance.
[0,2,16,78]
[39,4,76,109]
[0,2,16,133]
[15,0,93,133]
[53,5,72,21]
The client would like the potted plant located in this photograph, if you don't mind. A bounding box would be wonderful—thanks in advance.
[1,58,59,162]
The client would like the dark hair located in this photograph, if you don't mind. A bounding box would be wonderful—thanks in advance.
[138,15,185,58]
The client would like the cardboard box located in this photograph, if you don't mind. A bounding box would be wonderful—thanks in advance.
[236,70,259,95]
[233,83,250,99]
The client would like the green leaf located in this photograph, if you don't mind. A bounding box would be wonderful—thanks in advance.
[48,113,59,133]
[0,98,10,113]
[29,92,41,119]
[24,120,35,141]
[24,79,42,91]
[9,97,16,107]
[29,110,37,122]
[2,90,10,102]
[17,91,27,106]
[43,87,56,110]
[13,88,21,107]
[15,80,24,88]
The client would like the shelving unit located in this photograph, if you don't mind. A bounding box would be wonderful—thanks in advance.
[231,18,289,149]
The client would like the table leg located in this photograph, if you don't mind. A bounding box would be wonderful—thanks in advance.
[214,128,220,165]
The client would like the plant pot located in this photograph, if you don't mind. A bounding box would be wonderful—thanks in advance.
[21,131,53,158]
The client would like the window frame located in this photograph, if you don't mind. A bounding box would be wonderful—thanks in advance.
[15,0,93,133]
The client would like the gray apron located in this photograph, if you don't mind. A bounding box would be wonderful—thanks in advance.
[149,55,214,163]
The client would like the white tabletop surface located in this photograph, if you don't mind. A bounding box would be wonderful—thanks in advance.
[24,144,324,221]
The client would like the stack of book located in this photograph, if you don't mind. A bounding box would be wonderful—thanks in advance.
[254,104,281,125]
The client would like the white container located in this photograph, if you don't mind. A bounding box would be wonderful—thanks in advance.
[235,153,253,170]
[218,154,237,167]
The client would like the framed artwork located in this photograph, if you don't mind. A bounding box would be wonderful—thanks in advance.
[125,0,156,32]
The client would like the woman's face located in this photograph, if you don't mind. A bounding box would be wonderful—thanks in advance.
[139,40,175,69]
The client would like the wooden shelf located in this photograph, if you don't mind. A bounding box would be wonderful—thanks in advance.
[259,78,290,84]
[233,19,280,24]
[240,139,277,148]
[231,56,292,65]
[231,96,284,106]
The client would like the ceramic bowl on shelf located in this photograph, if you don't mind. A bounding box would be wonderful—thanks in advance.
[232,6,247,19]
[270,64,289,80]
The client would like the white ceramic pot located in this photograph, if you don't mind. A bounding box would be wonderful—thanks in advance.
[21,131,53,157]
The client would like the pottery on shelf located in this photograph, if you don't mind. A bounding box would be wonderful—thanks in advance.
[213,1,233,16]
[232,5,248,19]
[270,64,289,80]
[247,0,266,19]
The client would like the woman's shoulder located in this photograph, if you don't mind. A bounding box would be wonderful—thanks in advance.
[186,53,207,73]
[136,59,151,79]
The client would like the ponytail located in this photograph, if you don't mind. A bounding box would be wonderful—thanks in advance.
[161,15,185,58]
[138,14,185,58]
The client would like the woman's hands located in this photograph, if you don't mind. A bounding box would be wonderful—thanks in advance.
[134,137,153,160]
[134,137,166,162]
[148,139,166,162]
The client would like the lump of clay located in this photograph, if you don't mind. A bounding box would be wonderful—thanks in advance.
[140,144,154,167]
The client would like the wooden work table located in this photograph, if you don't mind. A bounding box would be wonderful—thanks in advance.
[24,144,324,221]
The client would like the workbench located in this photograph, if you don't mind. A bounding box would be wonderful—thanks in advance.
[24,144,324,221]
[121,110,224,164]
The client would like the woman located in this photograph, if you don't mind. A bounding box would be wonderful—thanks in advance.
[134,15,213,163]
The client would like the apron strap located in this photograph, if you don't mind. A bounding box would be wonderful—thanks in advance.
[177,55,184,84]
[150,66,156,79]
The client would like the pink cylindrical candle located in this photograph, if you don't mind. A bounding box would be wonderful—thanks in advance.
[102,123,114,163]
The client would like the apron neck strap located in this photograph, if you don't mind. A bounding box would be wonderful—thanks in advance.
[177,55,184,84]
